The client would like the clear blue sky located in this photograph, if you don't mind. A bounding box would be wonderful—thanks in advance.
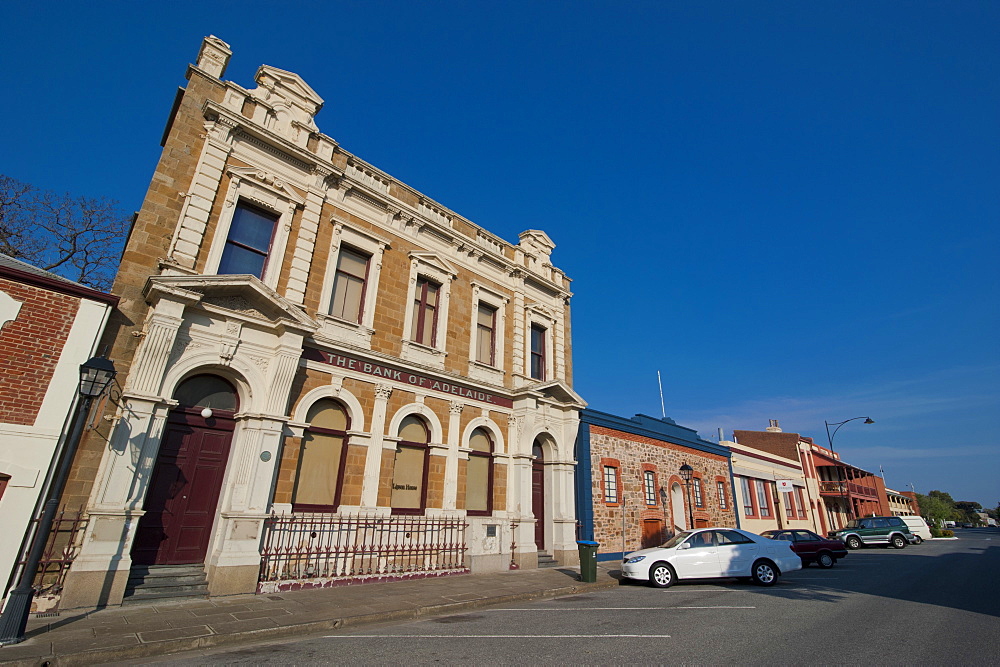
[2,2,997,508]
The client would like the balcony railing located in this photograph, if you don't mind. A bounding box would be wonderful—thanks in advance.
[258,512,468,593]
[818,481,878,498]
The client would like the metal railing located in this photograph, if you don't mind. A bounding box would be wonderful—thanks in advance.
[818,481,879,498]
[9,508,87,608]
[258,513,468,592]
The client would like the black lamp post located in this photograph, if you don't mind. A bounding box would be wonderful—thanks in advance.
[824,416,874,523]
[679,463,695,531]
[0,355,116,646]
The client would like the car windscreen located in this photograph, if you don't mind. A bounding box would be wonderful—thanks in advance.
[660,532,691,549]
[845,520,860,528]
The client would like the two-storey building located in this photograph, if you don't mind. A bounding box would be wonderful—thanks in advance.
[59,36,583,609]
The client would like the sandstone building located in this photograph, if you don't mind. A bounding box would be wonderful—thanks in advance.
[59,36,583,608]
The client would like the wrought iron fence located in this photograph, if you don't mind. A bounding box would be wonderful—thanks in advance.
[10,508,88,610]
[258,513,468,592]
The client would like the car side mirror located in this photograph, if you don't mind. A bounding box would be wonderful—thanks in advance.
[677,542,690,550]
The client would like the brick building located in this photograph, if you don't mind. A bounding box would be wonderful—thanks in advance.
[575,411,734,561]
[724,435,820,534]
[59,36,583,609]
[734,422,890,535]
[0,254,117,606]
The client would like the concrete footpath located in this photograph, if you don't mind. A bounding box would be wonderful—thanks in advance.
[0,565,619,666]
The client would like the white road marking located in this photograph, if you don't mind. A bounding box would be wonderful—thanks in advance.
[488,606,755,610]
[325,634,673,639]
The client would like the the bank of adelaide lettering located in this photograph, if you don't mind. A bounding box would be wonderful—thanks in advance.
[303,347,514,408]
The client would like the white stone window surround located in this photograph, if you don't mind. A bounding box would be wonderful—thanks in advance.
[315,220,390,348]
[524,304,556,382]
[467,283,508,386]
[400,253,457,370]
[204,168,304,291]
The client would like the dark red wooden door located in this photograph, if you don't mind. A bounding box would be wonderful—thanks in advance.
[532,453,545,549]
[132,408,234,565]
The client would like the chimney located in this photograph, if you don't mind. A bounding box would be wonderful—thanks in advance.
[766,419,782,433]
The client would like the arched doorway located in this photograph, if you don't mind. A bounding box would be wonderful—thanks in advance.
[532,439,545,550]
[671,482,686,531]
[132,375,238,565]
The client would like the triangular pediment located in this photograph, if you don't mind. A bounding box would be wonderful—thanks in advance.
[253,65,324,117]
[515,379,587,409]
[410,252,459,278]
[144,275,317,333]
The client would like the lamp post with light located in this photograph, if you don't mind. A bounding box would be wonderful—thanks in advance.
[679,463,695,531]
[824,416,874,523]
[0,355,117,646]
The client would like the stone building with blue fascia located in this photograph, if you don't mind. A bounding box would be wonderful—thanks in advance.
[575,410,735,561]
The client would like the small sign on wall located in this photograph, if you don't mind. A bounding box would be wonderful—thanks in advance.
[776,479,794,492]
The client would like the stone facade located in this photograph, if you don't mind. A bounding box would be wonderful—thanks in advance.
[60,36,583,610]
[576,411,734,560]
[0,254,116,607]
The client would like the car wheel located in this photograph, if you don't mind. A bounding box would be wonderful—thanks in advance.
[649,562,677,588]
[817,552,835,569]
[751,560,778,586]
[891,534,907,549]
[913,536,923,544]
[845,536,862,550]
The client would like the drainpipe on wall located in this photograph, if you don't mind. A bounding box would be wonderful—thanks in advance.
[727,453,741,530]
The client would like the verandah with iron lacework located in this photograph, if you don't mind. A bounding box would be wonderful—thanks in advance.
[258,513,469,592]
[302,347,514,408]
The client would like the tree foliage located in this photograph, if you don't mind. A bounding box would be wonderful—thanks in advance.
[0,174,130,291]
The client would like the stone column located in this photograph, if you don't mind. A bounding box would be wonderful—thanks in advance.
[360,383,392,508]
[443,401,463,510]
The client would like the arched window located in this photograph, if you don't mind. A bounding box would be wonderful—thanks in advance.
[466,427,493,515]
[391,415,430,514]
[292,399,349,512]
[173,375,239,411]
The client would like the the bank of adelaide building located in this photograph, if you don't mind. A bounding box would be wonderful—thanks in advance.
[59,36,585,609]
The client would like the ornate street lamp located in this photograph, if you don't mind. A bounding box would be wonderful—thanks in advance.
[679,463,695,531]
[823,416,874,523]
[0,356,117,646]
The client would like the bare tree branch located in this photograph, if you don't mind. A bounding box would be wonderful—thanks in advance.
[0,174,130,291]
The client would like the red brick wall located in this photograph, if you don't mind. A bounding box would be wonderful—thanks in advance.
[0,278,80,425]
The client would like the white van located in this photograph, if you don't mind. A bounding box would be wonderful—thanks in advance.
[900,516,932,543]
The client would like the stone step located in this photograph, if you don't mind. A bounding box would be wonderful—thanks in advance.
[536,551,559,568]
[123,564,210,605]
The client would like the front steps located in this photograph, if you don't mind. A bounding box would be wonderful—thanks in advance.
[536,551,559,568]
[123,564,210,605]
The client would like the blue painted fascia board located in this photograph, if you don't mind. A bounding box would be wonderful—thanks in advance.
[581,408,731,459]
[574,421,595,542]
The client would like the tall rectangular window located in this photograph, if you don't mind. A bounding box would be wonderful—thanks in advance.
[411,277,440,346]
[530,324,546,380]
[797,488,808,518]
[329,246,370,323]
[644,471,657,506]
[218,202,278,278]
[740,477,754,517]
[785,488,796,518]
[755,480,771,517]
[693,478,704,507]
[476,303,497,365]
[603,466,618,503]
[717,481,728,509]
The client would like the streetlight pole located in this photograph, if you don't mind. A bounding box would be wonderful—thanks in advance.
[0,356,116,646]
[823,416,874,524]
[679,463,694,531]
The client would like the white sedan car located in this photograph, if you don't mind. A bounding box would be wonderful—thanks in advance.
[622,528,801,588]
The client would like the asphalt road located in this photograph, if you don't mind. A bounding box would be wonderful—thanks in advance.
[152,528,1000,665]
